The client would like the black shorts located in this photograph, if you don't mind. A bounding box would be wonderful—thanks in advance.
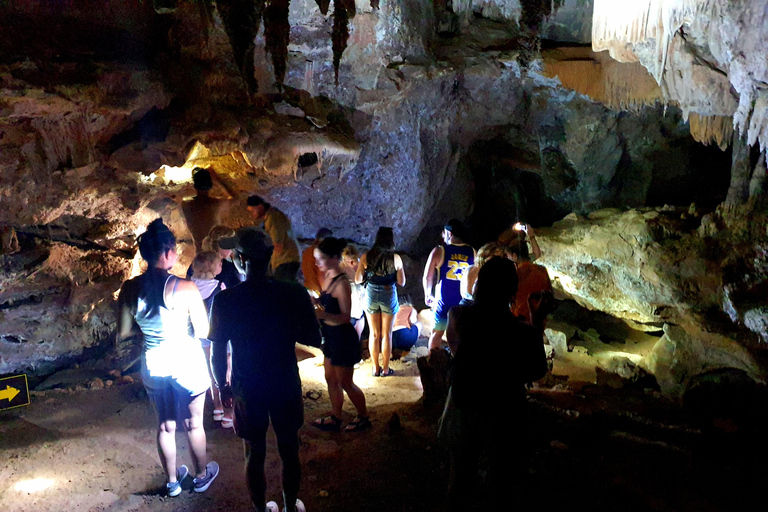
[233,389,303,442]
[322,323,361,368]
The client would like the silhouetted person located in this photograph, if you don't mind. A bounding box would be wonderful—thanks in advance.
[423,219,476,350]
[443,257,547,511]
[182,168,237,252]
[246,195,301,282]
[210,227,320,512]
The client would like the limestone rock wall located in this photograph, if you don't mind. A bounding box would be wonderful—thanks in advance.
[0,0,765,396]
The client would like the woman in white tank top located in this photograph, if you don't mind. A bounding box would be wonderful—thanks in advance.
[117,219,219,496]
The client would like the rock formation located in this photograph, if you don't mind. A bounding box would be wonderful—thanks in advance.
[0,0,766,401]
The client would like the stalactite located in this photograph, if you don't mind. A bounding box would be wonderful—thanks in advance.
[264,0,291,87]
[542,47,662,111]
[315,0,331,15]
[518,0,564,68]
[332,0,355,86]
[591,0,705,83]
[688,113,733,151]
[216,0,264,95]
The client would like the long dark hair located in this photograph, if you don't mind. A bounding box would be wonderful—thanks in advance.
[473,257,518,308]
[367,227,395,275]
[137,219,176,265]
[317,237,347,259]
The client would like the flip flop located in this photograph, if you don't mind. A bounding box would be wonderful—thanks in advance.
[212,409,224,422]
[380,368,394,377]
[221,416,234,429]
[344,415,371,432]
[312,415,342,432]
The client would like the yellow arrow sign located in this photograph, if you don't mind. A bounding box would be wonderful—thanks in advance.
[0,385,20,402]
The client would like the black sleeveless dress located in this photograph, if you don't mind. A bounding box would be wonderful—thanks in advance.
[320,274,361,368]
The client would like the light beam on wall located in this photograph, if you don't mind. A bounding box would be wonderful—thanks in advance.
[14,478,54,493]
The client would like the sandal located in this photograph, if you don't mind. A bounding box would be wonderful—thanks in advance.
[221,416,234,429]
[212,409,224,422]
[312,415,342,432]
[344,415,371,432]
[380,368,394,377]
[372,368,382,377]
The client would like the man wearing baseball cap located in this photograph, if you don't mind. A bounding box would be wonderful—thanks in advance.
[210,226,321,512]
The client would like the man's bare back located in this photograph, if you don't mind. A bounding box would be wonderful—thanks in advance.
[182,195,230,251]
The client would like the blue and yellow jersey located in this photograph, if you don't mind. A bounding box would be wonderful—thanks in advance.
[436,243,475,307]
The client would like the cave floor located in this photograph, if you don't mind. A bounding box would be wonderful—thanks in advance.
[1,347,766,512]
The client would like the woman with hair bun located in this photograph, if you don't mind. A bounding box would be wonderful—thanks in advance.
[312,237,370,432]
[117,218,219,496]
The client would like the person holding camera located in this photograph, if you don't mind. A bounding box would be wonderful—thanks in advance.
[355,227,406,377]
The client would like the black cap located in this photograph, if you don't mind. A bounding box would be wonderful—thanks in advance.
[219,226,273,260]
[247,195,266,207]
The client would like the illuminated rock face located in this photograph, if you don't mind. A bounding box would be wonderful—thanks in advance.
[537,207,768,395]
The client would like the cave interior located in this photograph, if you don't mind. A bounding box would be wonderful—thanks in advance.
[1,0,768,511]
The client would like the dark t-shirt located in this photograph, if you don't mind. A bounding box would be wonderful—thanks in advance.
[450,305,546,411]
[209,278,322,400]
[216,259,244,290]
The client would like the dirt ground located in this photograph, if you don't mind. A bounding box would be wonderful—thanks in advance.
[2,322,767,512]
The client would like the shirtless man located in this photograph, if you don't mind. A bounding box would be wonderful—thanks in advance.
[182,168,237,252]
[422,219,476,350]
[246,195,301,282]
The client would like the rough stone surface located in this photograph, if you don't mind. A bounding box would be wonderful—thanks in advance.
[0,0,766,396]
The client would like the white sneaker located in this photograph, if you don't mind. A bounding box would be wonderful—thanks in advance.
[266,501,280,512]
[285,498,306,512]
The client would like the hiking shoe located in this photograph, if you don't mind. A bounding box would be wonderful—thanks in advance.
[193,461,219,493]
[166,464,188,497]
[284,499,306,512]
[266,501,279,512]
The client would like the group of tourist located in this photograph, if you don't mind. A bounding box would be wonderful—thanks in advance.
[117,166,554,511]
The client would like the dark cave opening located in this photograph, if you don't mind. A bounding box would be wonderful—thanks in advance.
[298,152,319,168]
[645,140,732,208]
[463,138,556,248]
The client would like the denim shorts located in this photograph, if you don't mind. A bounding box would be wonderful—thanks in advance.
[364,284,399,315]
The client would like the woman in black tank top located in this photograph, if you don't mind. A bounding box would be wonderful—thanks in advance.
[311,237,370,432]
[354,227,406,377]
